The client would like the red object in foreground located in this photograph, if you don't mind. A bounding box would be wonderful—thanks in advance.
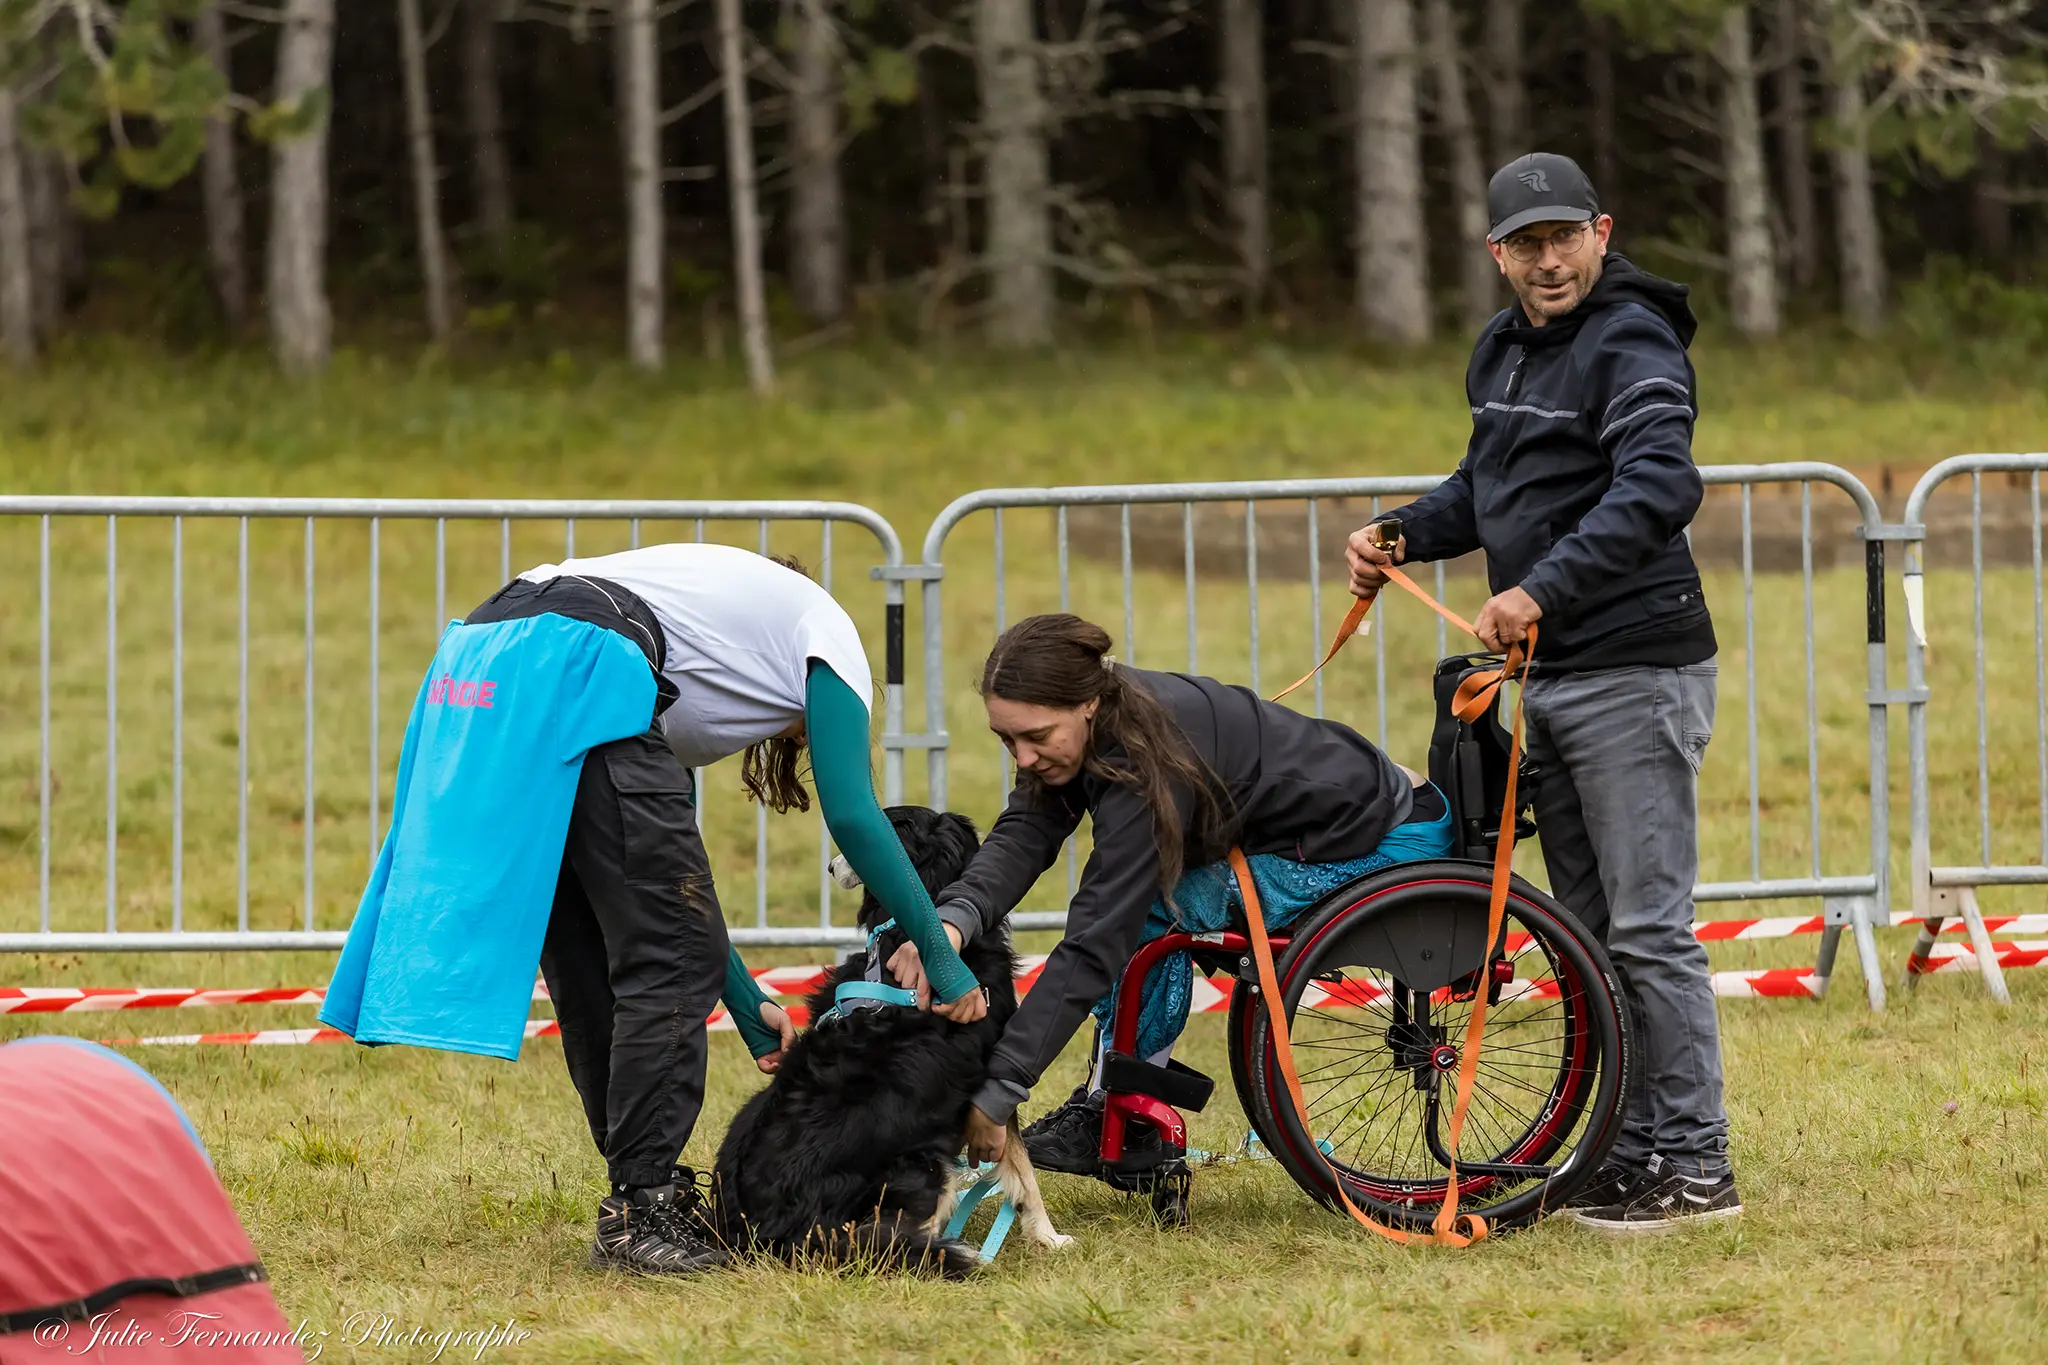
[0,1038,303,1364]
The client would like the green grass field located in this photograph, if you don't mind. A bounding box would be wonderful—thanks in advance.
[3,336,2047,1362]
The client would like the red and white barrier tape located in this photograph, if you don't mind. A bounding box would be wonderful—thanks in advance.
[1909,940,2048,975]
[1691,911,2048,941]
[37,929,2048,1045]
[0,969,832,1016]
[18,913,2041,1019]
[108,949,2047,1045]
[0,986,332,1013]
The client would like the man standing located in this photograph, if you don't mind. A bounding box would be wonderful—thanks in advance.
[1346,152,1739,1232]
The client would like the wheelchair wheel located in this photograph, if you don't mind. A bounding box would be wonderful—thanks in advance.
[1231,860,1631,1233]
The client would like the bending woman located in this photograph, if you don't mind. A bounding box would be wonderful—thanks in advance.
[322,543,980,1277]
[915,613,1452,1179]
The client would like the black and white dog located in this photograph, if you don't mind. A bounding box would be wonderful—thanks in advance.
[710,806,1069,1277]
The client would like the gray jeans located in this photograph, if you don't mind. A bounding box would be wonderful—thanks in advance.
[1522,661,1730,1180]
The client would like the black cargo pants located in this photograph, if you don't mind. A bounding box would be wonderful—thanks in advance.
[467,576,727,1193]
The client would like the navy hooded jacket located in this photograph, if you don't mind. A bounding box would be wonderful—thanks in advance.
[1393,253,1717,671]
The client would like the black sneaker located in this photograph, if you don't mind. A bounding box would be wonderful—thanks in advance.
[1571,1156,1742,1235]
[1547,1159,1652,1217]
[1021,1086,1182,1176]
[590,1168,732,1275]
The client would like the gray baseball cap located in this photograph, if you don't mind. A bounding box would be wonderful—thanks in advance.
[1487,153,1600,243]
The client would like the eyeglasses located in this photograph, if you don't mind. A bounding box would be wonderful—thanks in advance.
[1501,223,1591,263]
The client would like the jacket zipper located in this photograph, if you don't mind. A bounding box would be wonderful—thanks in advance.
[1504,348,1528,401]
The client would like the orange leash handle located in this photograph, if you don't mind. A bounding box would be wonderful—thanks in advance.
[1248,568,1535,1249]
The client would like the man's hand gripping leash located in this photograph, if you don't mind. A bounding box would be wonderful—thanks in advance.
[1244,517,1535,1248]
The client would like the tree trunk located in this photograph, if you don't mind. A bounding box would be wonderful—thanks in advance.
[718,0,774,392]
[1825,16,1883,333]
[1972,135,2010,275]
[397,0,455,340]
[789,0,845,324]
[24,149,61,338]
[463,0,514,261]
[617,0,663,369]
[1356,0,1430,343]
[55,158,82,296]
[1424,0,1493,334]
[1326,0,1355,246]
[1588,17,1620,217]
[1326,0,1356,124]
[1220,0,1268,306]
[1481,0,1524,167]
[267,0,336,375]
[975,0,1052,348]
[1772,0,1817,290]
[1716,5,1778,338]
[0,83,34,366]
[196,0,247,327]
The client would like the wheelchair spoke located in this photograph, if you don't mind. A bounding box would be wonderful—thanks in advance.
[1468,1080,1546,1158]
[1303,1054,1406,1118]
[1294,1004,1392,1039]
[1304,1056,1405,1121]
[1454,1091,1523,1166]
[1335,1064,1417,1162]
[1302,1055,1400,1096]
[1322,1066,1412,1159]
[1469,1065,1564,1103]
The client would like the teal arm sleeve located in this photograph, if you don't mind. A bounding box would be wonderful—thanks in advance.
[806,661,980,1003]
[722,946,782,1057]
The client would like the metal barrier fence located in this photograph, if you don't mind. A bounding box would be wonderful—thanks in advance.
[0,497,908,953]
[916,465,1895,1008]
[1902,454,2048,1002]
[0,466,1915,1008]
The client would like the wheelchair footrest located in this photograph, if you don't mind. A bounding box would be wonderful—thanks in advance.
[1100,1155,1192,1194]
[1101,1053,1216,1113]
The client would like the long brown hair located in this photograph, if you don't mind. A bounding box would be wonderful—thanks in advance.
[980,613,1228,894]
[741,553,817,814]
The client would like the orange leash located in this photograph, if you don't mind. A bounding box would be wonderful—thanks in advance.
[1272,564,1480,704]
[1242,565,1534,1247]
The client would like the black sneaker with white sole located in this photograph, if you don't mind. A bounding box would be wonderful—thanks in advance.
[1021,1086,1182,1177]
[1547,1159,1652,1217]
[1571,1156,1741,1234]
[590,1167,732,1275]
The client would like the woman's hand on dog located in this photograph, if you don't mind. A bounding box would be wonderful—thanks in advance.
[933,990,988,1024]
[755,1001,797,1073]
[965,1105,1007,1164]
[886,924,989,1023]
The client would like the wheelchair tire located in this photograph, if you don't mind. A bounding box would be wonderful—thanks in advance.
[1224,983,1274,1152]
[1230,860,1632,1233]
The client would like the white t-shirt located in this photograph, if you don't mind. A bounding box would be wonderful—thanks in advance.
[519,543,874,768]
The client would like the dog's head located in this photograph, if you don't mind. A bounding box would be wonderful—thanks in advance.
[828,805,981,933]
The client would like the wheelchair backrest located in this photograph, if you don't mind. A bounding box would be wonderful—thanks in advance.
[1426,653,1535,862]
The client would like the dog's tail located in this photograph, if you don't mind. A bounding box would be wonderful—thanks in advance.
[812,1215,982,1280]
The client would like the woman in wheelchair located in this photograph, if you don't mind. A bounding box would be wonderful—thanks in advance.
[906,612,1456,1180]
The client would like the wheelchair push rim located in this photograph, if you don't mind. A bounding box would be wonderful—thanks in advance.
[1235,862,1632,1233]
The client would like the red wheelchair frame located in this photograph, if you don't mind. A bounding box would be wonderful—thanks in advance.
[1099,928,1273,1167]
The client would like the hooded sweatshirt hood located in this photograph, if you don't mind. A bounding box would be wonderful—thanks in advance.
[1501,252,1698,351]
